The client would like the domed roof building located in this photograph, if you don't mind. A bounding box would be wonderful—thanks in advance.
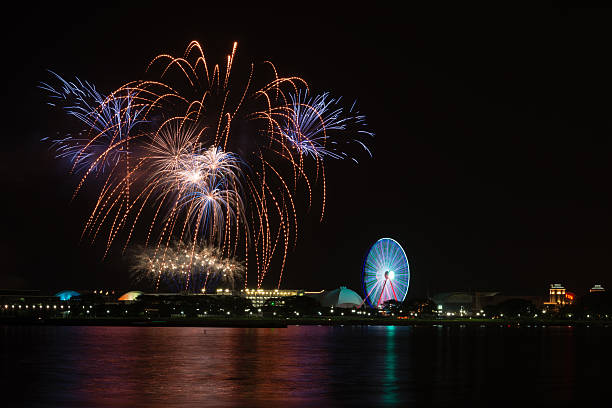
[55,290,80,301]
[118,291,143,301]
[316,286,363,309]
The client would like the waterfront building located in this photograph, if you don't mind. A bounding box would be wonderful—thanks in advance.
[544,283,574,306]
[305,286,363,309]
[55,290,80,301]
[541,283,575,313]
[118,291,144,301]
[431,292,544,316]
[431,292,481,315]
[0,289,66,318]
[238,288,304,308]
[548,283,567,304]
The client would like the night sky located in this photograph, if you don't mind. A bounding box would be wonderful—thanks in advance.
[2,6,610,299]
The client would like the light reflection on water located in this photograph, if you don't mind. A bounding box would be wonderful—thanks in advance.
[1,325,610,407]
[383,325,399,406]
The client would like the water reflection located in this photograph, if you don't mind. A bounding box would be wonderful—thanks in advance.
[378,325,397,405]
[1,325,610,407]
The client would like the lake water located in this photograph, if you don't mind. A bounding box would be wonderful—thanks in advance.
[1,324,610,407]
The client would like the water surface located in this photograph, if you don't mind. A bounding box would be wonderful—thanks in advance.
[1,325,610,407]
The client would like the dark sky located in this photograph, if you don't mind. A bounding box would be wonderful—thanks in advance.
[2,5,611,299]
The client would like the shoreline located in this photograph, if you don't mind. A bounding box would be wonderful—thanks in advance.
[1,316,610,328]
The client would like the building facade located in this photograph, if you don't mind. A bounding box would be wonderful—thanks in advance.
[238,288,304,308]
[545,283,574,305]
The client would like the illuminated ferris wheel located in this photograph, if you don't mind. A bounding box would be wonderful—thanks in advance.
[362,238,410,307]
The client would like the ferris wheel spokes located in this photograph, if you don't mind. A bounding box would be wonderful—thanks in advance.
[362,238,410,308]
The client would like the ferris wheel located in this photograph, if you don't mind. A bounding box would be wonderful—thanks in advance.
[362,238,410,307]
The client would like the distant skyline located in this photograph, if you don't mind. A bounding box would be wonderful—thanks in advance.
[2,6,611,298]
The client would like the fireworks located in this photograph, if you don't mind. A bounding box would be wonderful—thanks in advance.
[281,91,373,162]
[40,71,147,174]
[131,241,245,292]
[42,41,373,291]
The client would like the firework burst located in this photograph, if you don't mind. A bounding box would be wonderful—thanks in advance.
[42,41,373,292]
[40,71,147,175]
[280,90,373,162]
[131,241,245,292]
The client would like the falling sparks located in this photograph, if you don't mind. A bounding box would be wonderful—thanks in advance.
[42,41,373,291]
